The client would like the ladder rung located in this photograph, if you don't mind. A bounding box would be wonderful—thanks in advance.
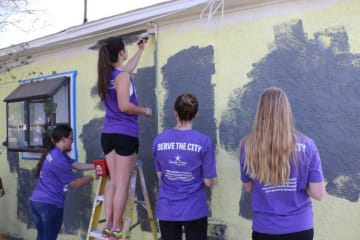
[88,229,107,239]
[95,195,104,206]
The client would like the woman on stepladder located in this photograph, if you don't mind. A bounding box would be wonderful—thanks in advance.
[152,93,217,240]
[239,87,325,240]
[97,36,152,239]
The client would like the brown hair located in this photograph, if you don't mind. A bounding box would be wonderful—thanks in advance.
[97,36,125,101]
[174,93,199,121]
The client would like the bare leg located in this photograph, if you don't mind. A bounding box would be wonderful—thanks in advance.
[112,153,137,229]
[104,150,117,227]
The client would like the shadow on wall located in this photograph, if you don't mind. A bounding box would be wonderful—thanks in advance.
[219,19,360,218]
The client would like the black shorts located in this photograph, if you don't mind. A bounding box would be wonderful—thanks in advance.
[101,133,139,156]
[252,228,314,240]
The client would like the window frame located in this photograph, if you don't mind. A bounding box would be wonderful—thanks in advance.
[3,70,78,160]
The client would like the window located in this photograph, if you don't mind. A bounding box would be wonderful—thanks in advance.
[4,74,74,154]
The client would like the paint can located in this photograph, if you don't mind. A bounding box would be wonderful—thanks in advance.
[93,159,108,177]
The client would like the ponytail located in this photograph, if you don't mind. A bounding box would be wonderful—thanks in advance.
[98,45,112,101]
[35,140,56,178]
[97,36,125,101]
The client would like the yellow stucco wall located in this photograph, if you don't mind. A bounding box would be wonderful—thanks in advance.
[152,1,360,240]
[0,0,359,239]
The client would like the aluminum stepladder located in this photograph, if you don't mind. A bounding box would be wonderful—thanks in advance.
[86,160,158,240]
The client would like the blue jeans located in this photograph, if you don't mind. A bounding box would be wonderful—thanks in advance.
[29,200,63,240]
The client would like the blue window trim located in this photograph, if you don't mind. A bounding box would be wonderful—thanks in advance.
[21,70,78,161]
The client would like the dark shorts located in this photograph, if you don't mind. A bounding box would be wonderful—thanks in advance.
[101,133,139,156]
[159,217,208,240]
[252,228,314,240]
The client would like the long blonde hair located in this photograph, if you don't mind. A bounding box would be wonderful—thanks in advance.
[242,87,297,185]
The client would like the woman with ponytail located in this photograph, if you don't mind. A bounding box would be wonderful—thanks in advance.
[29,125,95,240]
[97,36,152,239]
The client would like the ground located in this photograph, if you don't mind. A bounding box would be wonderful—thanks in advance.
[0,233,22,240]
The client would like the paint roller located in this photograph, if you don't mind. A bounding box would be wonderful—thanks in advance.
[137,29,156,45]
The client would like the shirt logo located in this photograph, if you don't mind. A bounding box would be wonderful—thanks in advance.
[169,154,187,166]
[46,154,53,163]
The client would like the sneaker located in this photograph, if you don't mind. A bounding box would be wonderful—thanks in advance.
[101,226,112,238]
[109,228,122,240]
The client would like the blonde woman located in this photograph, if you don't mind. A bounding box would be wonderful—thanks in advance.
[239,87,324,240]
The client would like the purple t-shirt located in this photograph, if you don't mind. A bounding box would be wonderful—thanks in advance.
[152,129,217,221]
[240,134,324,234]
[102,68,139,137]
[30,147,76,208]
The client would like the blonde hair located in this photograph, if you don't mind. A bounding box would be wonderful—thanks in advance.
[242,87,297,185]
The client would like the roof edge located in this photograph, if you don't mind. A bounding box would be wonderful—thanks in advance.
[0,0,209,56]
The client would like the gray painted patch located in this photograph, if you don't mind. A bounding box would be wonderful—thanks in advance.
[6,151,36,227]
[62,175,93,236]
[161,46,217,146]
[133,66,158,231]
[7,150,20,173]
[219,19,360,218]
[161,46,216,215]
[79,117,105,161]
[18,168,35,226]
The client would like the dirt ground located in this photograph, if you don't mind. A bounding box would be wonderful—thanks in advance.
[0,233,22,240]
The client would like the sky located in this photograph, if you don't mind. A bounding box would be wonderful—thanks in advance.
[0,0,169,48]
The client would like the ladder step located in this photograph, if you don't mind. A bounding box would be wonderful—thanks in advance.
[95,195,104,207]
[88,229,107,239]
[134,200,147,209]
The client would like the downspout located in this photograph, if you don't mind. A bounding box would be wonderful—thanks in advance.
[83,0,88,23]
[149,22,159,134]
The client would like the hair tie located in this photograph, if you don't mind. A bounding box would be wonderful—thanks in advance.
[99,41,108,48]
